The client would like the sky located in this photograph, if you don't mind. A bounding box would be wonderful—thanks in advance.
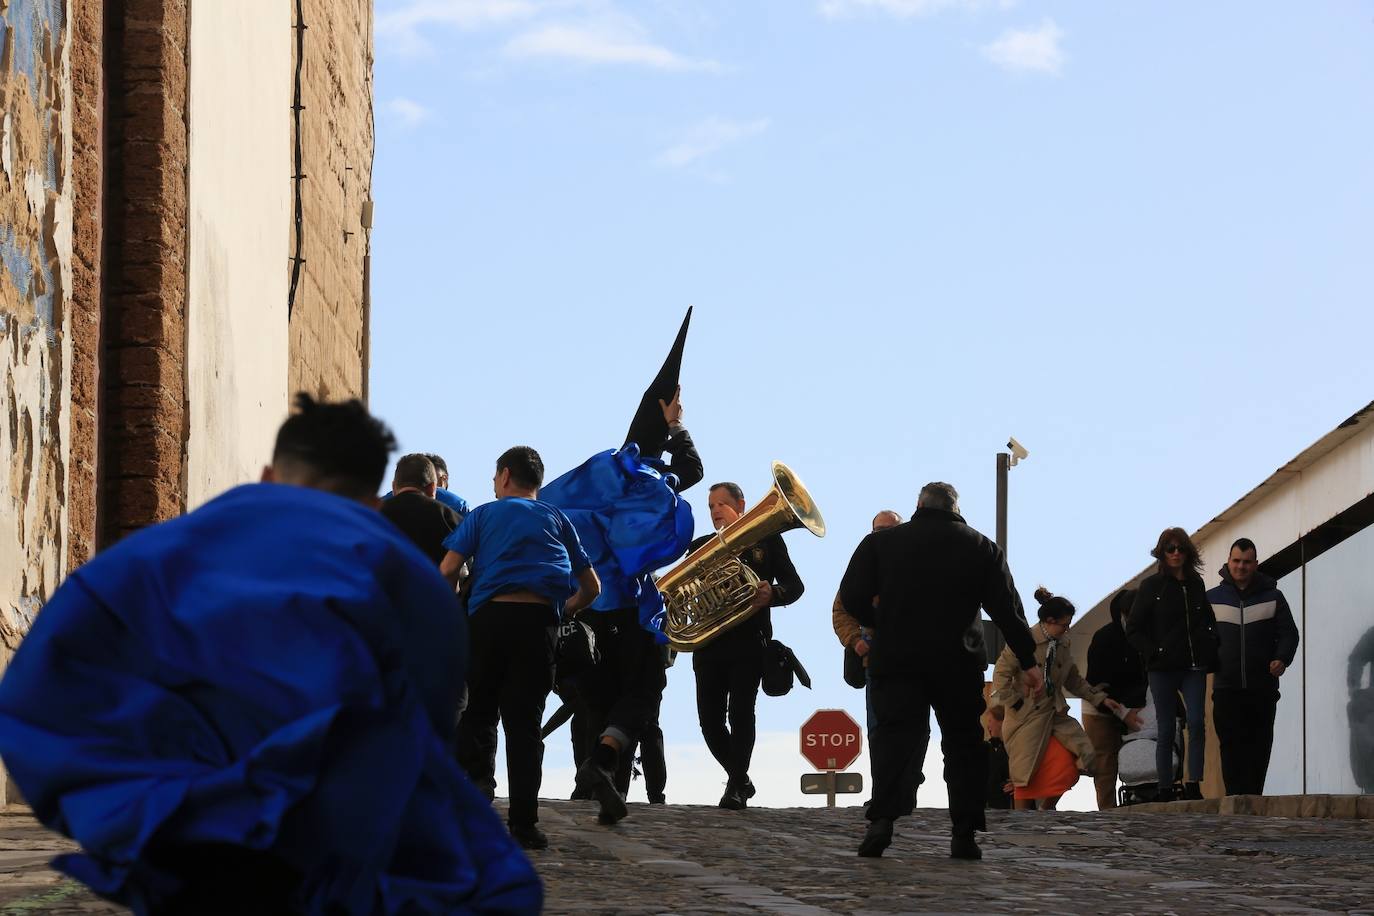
[367,0,1374,811]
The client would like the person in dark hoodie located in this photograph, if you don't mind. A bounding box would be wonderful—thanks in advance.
[1206,538,1299,796]
[1084,589,1147,808]
[1125,527,1219,802]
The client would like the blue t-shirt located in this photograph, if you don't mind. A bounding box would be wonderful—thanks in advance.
[444,497,591,617]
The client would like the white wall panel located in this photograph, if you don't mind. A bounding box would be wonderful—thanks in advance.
[185,0,291,508]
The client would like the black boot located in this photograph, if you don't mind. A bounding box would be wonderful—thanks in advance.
[509,822,549,850]
[857,818,893,858]
[1182,782,1203,801]
[950,830,982,861]
[718,784,745,810]
[576,746,628,825]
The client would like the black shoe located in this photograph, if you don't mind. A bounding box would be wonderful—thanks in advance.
[648,795,666,805]
[718,786,745,810]
[740,779,757,800]
[950,832,982,861]
[570,785,594,801]
[576,758,628,825]
[858,818,893,858]
[509,823,549,850]
[1182,782,1203,801]
[1154,784,1177,803]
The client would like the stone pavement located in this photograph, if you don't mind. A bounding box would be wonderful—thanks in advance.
[3,801,1373,914]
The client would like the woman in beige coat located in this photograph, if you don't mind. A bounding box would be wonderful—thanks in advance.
[991,588,1127,810]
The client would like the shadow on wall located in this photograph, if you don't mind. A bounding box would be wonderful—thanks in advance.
[1350,625,1374,794]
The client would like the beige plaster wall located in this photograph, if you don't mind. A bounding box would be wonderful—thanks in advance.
[185,0,292,508]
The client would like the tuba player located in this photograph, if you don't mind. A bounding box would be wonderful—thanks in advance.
[692,482,805,809]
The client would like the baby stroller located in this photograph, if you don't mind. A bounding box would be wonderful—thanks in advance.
[1117,689,1185,806]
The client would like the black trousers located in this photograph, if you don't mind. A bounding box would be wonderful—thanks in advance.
[869,664,987,836]
[577,608,666,753]
[1213,687,1278,796]
[694,645,765,787]
[617,696,667,801]
[455,602,555,827]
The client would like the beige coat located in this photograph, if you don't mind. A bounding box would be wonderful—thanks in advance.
[991,626,1108,788]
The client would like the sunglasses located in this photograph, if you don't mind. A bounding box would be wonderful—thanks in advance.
[1163,544,1183,555]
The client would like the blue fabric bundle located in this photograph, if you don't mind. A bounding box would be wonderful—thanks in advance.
[0,483,540,915]
[539,444,694,641]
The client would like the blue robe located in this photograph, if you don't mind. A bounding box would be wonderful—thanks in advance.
[0,483,540,915]
[539,445,694,641]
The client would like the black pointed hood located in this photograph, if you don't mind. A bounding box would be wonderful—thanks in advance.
[623,307,692,457]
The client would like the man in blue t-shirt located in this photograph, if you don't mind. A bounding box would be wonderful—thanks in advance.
[440,446,600,851]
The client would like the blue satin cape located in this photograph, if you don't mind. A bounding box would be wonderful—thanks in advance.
[539,445,694,641]
[0,483,540,915]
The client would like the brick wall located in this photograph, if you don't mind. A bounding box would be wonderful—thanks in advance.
[289,0,373,402]
[99,0,189,543]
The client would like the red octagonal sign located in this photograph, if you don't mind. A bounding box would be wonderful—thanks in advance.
[800,708,862,771]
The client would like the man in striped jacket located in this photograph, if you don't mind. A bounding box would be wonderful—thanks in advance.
[1206,537,1300,796]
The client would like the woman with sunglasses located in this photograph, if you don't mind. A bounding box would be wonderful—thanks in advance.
[1125,528,1219,801]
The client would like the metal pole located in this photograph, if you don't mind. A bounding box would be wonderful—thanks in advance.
[988,452,1010,663]
[996,451,1009,553]
[826,770,836,808]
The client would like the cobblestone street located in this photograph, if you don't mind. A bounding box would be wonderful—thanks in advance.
[3,801,1373,914]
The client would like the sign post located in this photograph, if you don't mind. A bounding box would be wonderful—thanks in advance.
[799,709,863,807]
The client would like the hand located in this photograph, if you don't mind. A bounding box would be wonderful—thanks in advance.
[659,387,683,427]
[1104,698,1123,716]
[1269,660,1287,677]
[854,638,870,657]
[1124,711,1144,732]
[750,581,773,609]
[1021,666,1045,699]
[1002,780,1014,796]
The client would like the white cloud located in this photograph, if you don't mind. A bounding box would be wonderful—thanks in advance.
[504,23,719,71]
[384,97,432,127]
[654,116,770,169]
[980,18,1064,75]
[377,0,541,55]
[819,0,1014,19]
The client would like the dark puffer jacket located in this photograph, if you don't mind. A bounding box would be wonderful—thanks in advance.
[1087,589,1148,709]
[1125,570,1219,672]
[1206,568,1298,691]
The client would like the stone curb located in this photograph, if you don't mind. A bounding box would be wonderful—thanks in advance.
[1125,794,1374,819]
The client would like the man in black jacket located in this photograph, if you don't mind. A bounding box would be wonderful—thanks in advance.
[1206,538,1299,796]
[1084,589,1147,808]
[693,481,805,810]
[380,453,462,567]
[839,481,1041,860]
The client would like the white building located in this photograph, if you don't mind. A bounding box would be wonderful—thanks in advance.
[1069,400,1374,798]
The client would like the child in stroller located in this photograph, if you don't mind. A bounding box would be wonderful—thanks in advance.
[1117,688,1186,805]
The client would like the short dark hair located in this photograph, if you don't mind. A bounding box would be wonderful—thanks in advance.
[424,453,448,476]
[497,446,544,490]
[1230,537,1258,557]
[272,393,396,500]
[1033,586,1076,623]
[394,453,437,491]
[710,482,744,502]
[917,482,959,512]
[1151,526,1203,576]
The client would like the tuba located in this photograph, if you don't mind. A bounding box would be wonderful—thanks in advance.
[660,461,825,651]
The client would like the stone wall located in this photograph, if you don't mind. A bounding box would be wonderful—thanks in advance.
[289,0,373,402]
[1,0,75,663]
[99,0,189,543]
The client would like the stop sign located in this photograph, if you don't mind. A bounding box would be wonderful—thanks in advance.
[800,708,862,771]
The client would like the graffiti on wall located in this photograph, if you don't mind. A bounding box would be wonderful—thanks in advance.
[0,0,72,656]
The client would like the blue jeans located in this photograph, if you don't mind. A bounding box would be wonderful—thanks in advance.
[1148,669,1207,787]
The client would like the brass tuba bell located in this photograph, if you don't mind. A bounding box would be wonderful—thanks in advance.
[659,461,825,651]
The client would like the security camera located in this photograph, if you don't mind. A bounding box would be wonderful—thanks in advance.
[1007,437,1028,466]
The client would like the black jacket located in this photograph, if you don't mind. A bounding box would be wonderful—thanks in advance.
[380,491,461,567]
[1206,568,1298,691]
[1086,593,1148,709]
[691,532,804,663]
[1126,571,1219,672]
[838,508,1037,677]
